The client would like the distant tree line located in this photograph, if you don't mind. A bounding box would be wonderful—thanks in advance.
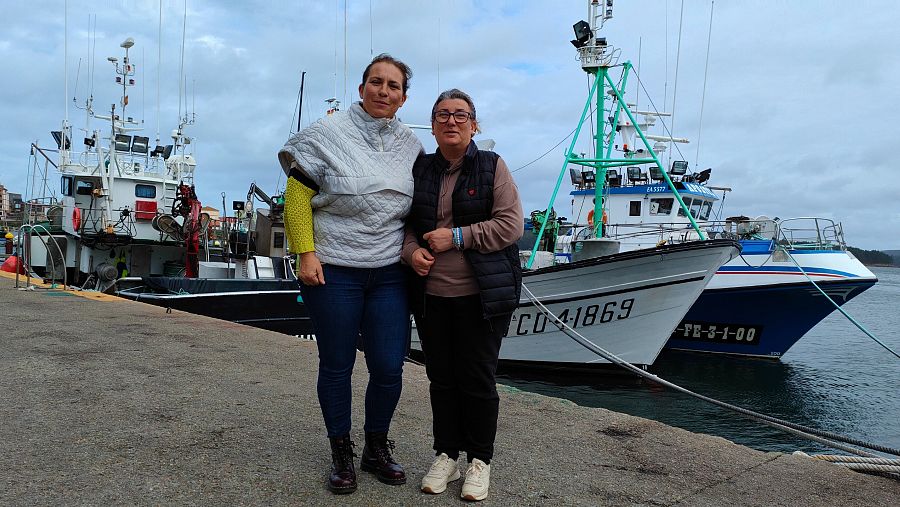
[848,247,896,266]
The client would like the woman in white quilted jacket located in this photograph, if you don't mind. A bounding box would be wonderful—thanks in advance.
[277,53,423,495]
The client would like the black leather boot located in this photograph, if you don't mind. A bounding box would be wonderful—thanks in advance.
[327,435,357,494]
[360,432,406,485]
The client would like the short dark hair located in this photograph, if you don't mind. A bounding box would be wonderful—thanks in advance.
[431,88,476,120]
[361,53,412,94]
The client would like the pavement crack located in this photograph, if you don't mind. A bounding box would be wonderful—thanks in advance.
[669,452,783,506]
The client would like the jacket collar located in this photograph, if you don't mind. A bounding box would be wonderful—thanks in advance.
[349,101,399,137]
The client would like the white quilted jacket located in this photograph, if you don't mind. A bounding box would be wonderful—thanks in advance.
[278,102,423,268]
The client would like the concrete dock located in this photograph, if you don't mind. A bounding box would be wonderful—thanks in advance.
[1,272,898,506]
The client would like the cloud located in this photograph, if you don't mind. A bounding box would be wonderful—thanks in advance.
[1,0,898,250]
[194,35,226,54]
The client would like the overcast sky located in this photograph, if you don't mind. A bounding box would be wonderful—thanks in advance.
[1,1,898,250]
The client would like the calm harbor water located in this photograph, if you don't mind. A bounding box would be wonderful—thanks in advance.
[498,266,900,454]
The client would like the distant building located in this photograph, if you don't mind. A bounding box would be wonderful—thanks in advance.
[1,185,26,230]
[8,193,23,223]
[201,205,221,224]
[0,184,8,222]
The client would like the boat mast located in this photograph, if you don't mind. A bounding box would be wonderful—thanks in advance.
[62,0,69,171]
[97,37,138,231]
[526,0,705,269]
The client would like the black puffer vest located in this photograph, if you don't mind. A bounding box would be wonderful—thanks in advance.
[409,141,522,319]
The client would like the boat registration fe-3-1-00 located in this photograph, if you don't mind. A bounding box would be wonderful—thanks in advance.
[513,298,636,336]
[673,321,763,345]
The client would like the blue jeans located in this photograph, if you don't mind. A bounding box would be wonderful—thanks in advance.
[300,262,409,438]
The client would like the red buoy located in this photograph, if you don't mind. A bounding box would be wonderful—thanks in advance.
[1,255,26,274]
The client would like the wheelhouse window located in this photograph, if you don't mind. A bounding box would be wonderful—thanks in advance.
[75,180,95,195]
[699,200,712,220]
[649,198,674,216]
[677,198,693,217]
[629,200,642,217]
[689,199,703,219]
[135,184,157,198]
[61,176,73,196]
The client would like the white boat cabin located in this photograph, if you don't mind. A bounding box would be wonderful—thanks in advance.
[569,160,723,251]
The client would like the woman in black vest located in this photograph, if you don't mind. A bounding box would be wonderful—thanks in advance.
[401,89,523,501]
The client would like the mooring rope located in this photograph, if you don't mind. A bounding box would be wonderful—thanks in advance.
[803,454,900,466]
[793,452,900,477]
[782,247,900,360]
[519,283,900,458]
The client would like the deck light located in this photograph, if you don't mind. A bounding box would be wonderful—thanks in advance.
[131,136,149,154]
[114,134,132,152]
[582,171,596,187]
[571,20,592,48]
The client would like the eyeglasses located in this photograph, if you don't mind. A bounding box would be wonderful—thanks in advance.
[432,110,474,123]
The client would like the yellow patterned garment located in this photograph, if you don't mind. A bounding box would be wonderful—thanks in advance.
[284,176,317,254]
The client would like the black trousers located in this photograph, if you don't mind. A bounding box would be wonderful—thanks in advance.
[416,294,510,463]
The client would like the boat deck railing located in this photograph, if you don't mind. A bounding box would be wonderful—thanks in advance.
[62,149,171,178]
[774,217,845,251]
[23,201,62,232]
[568,217,846,252]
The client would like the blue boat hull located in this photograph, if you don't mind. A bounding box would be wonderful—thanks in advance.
[664,278,876,358]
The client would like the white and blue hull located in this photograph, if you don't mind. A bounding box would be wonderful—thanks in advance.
[666,246,877,358]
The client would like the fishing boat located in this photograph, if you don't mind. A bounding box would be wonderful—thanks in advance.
[554,3,878,359]
[501,239,740,366]
[20,37,206,289]
[410,1,741,368]
[13,35,303,331]
[115,182,311,335]
[565,172,877,358]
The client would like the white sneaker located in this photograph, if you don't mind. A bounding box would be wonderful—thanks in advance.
[421,453,461,494]
[460,458,490,501]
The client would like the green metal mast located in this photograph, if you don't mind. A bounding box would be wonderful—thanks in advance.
[526,3,705,269]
